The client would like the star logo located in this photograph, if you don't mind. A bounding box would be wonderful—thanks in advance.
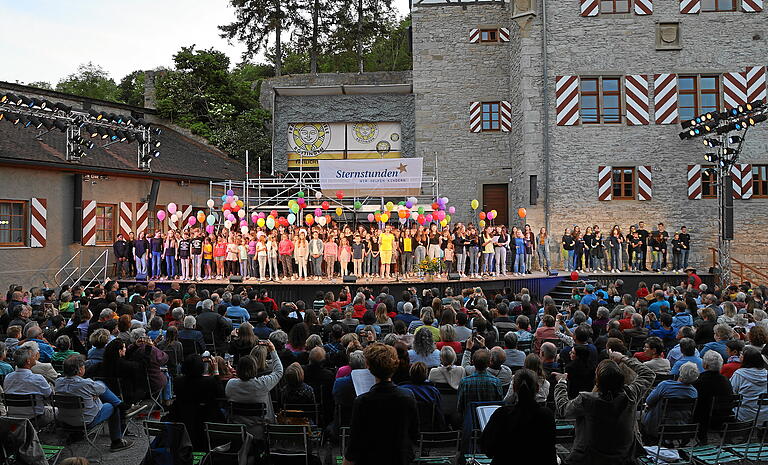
[397,163,408,173]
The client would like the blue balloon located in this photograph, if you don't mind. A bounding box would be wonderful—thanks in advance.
[220,195,227,202]
[206,214,216,225]
[287,213,296,225]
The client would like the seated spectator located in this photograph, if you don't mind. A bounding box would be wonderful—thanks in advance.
[146,316,165,342]
[730,345,768,425]
[648,312,676,344]
[554,349,654,465]
[97,338,146,405]
[169,354,226,449]
[126,335,169,395]
[24,325,54,363]
[648,290,671,317]
[540,342,561,374]
[225,295,250,328]
[482,368,556,465]
[457,347,503,418]
[302,347,335,426]
[286,323,310,353]
[87,329,111,368]
[4,325,22,352]
[641,362,699,441]
[505,353,550,404]
[252,311,274,339]
[178,316,206,355]
[51,335,79,364]
[721,340,744,378]
[167,307,185,329]
[436,325,461,353]
[700,324,733,361]
[748,325,768,351]
[671,338,704,376]
[228,322,257,364]
[672,300,694,332]
[667,326,698,367]
[54,354,134,452]
[354,311,382,337]
[502,332,526,368]
[407,307,435,335]
[226,347,283,440]
[533,315,557,353]
[693,351,734,443]
[694,307,717,345]
[591,307,610,338]
[393,320,414,348]
[282,362,315,405]
[20,341,58,388]
[0,342,12,376]
[718,301,738,326]
[157,326,184,375]
[641,337,671,374]
[564,345,595,399]
[333,351,366,431]
[4,345,55,425]
[453,311,473,342]
[623,313,649,342]
[400,361,444,430]
[409,329,441,368]
[428,346,465,390]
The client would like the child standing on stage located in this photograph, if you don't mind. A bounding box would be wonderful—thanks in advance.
[324,234,338,278]
[203,237,213,279]
[481,227,495,276]
[256,234,268,280]
[352,234,365,277]
[400,229,414,278]
[338,236,352,277]
[379,225,395,279]
[247,234,257,279]
[178,231,191,280]
[444,241,455,274]
[190,231,203,281]
[226,234,239,277]
[267,231,279,280]
[163,231,178,279]
[294,230,309,279]
[513,229,526,275]
[278,233,294,280]
[238,237,249,277]
[573,231,586,271]
[369,231,380,278]
[309,230,324,280]
[150,231,164,279]
[213,236,227,278]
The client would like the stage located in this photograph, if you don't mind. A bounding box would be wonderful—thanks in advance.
[110,271,714,305]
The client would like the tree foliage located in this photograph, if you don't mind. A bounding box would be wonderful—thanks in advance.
[55,62,120,101]
[118,70,146,107]
[26,81,53,90]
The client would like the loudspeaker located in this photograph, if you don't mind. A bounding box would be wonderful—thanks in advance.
[343,275,357,283]
[147,179,160,211]
[229,275,243,283]
[549,270,559,276]
[73,174,83,242]
[448,273,461,280]
[722,178,734,240]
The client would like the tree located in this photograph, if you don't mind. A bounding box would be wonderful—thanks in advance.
[219,0,302,76]
[118,70,146,107]
[55,62,120,101]
[332,0,395,73]
[26,81,53,90]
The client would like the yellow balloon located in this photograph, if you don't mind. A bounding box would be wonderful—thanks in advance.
[335,207,343,216]
[236,200,244,207]
[380,213,389,223]
[491,209,498,217]
[471,199,479,210]
[386,202,394,211]
[440,219,448,227]
[479,219,486,228]
[257,218,265,227]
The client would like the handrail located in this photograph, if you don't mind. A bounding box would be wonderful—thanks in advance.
[78,249,110,289]
[54,250,81,288]
[708,247,768,284]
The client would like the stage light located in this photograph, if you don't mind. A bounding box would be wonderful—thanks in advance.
[703,138,721,147]
[728,135,742,144]
[749,114,767,126]
[734,120,748,130]
[40,119,55,130]
[18,115,29,127]
[97,127,109,139]
[0,112,4,121]
[153,140,161,148]
[0,93,16,104]
[125,133,135,143]
[152,150,161,158]
[54,120,68,132]
[106,129,117,141]
[151,128,162,136]
[747,100,765,111]
[126,117,137,127]
[18,95,33,107]
[7,113,20,125]
[28,116,43,129]
[54,102,72,113]
[106,113,118,123]
[82,139,95,150]
[86,125,99,138]
[40,99,54,110]
[704,153,718,163]
[116,114,127,124]
[723,148,738,155]
[115,130,128,142]
[7,94,23,105]
[28,98,45,109]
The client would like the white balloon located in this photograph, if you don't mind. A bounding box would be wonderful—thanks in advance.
[315,191,323,199]
[317,216,327,226]
[240,225,249,234]
[237,209,246,218]
[206,199,215,209]
[170,213,178,222]
[411,211,419,220]
[224,220,232,229]
[233,195,239,201]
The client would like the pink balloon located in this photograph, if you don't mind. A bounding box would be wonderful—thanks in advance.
[187,216,196,226]
[487,211,495,220]
[240,220,247,227]
[367,213,375,222]
[206,225,215,234]
[425,214,433,222]
[448,206,456,214]
[314,208,322,217]
[156,210,166,221]
[258,212,266,219]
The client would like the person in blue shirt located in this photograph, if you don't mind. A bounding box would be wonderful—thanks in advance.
[225,295,250,329]
[25,326,55,363]
[148,292,170,316]
[580,285,598,308]
[0,342,13,375]
[671,338,704,375]
[671,301,694,333]
[699,324,732,361]
[648,290,671,318]
[648,313,676,341]
[642,361,699,441]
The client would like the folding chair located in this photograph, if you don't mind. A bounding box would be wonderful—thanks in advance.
[629,336,647,353]
[335,427,350,465]
[727,394,768,462]
[2,392,51,431]
[180,338,201,358]
[638,423,699,465]
[517,339,533,354]
[93,376,147,437]
[145,371,166,417]
[0,416,64,465]
[687,420,753,465]
[51,359,65,375]
[542,338,563,351]
[143,420,206,465]
[53,393,107,463]
[284,402,323,426]
[652,373,675,387]
[706,394,741,435]
[414,430,462,465]
[555,419,576,446]
[658,397,697,426]
[379,324,392,337]
[204,422,248,465]
[266,424,312,465]
[228,401,267,420]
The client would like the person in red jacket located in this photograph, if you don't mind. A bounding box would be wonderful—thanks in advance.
[721,339,744,378]
[257,288,279,315]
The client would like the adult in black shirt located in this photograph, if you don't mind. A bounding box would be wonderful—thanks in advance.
[679,226,691,270]
[196,300,233,353]
[583,228,594,272]
[636,221,650,271]
[657,223,669,270]
[113,234,130,278]
[562,229,575,271]
[245,290,267,320]
[303,347,336,427]
[344,343,418,465]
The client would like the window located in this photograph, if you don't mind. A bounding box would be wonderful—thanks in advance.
[95,203,115,244]
[678,75,720,122]
[0,200,26,246]
[701,166,717,199]
[146,205,164,235]
[600,0,630,13]
[480,29,498,42]
[481,102,500,131]
[701,0,736,11]
[612,167,635,200]
[580,77,622,124]
[753,165,768,198]
[529,175,538,205]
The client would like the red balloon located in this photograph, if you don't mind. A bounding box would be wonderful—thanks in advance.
[479,212,486,220]
[325,214,332,224]
[570,271,579,281]
[278,217,289,227]
[431,202,439,211]
[321,201,330,210]
[270,210,278,217]
[417,214,426,225]
[232,205,240,212]
[335,191,344,200]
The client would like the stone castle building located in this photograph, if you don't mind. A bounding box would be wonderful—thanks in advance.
[264,0,768,270]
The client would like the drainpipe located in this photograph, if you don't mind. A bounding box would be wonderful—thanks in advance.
[541,0,551,231]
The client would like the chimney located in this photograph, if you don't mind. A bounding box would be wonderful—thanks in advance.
[144,70,157,110]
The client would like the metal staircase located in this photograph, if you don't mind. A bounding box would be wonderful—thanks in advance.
[54,249,110,289]
[549,278,599,307]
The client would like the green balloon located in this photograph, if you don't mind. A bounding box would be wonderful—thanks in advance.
[354,201,362,210]
[297,191,305,198]
[290,204,299,213]
[418,206,425,215]
[398,201,405,206]
[375,210,381,216]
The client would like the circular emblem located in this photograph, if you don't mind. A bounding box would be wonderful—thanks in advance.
[352,123,378,144]
[376,141,391,154]
[390,133,400,142]
[288,123,331,157]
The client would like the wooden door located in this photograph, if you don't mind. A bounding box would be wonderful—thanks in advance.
[482,184,509,226]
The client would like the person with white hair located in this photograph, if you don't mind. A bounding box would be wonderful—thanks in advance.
[693,350,733,442]
[641,361,699,441]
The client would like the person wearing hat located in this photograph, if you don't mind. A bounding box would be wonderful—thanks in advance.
[685,267,702,290]
[580,284,597,308]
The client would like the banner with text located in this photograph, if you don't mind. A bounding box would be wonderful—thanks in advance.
[319,157,423,197]
[287,122,402,169]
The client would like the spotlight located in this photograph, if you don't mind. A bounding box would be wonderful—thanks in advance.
[747,100,765,111]
[7,113,20,125]
[734,120,748,130]
[106,129,117,141]
[88,109,101,119]
[716,122,737,135]
[40,99,54,110]
[0,112,4,121]
[137,118,149,127]
[28,116,43,129]
[704,153,718,163]
[54,102,72,113]
[81,139,95,150]
[153,140,161,148]
[152,150,161,158]
[126,117,138,127]
[703,138,721,147]
[18,95,33,107]
[115,130,128,142]
[728,135,743,144]
[723,148,738,155]
[54,120,68,132]
[0,93,15,104]
[6,93,22,105]
[97,127,109,139]
[749,114,767,126]
[29,98,44,109]
[124,133,135,143]
[152,128,162,136]
[40,118,55,130]
[116,114,127,124]
[86,125,99,138]
[19,116,30,127]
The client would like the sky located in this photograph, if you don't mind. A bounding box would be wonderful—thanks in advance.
[0,0,411,86]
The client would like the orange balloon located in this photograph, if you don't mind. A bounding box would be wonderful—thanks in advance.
[518,208,527,218]
[479,212,486,220]
[398,209,407,219]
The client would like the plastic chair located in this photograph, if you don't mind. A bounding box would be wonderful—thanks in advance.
[266,424,312,465]
[53,394,106,463]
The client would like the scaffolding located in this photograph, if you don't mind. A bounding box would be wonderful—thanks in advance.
[210,155,440,221]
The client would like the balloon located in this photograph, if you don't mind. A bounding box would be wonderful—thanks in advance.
[398,201,405,206]
[278,217,289,227]
[236,200,244,208]
[258,212,265,219]
[479,220,486,228]
[321,201,330,210]
[411,211,419,220]
[314,208,322,217]
[298,191,305,198]
[335,191,344,200]
[336,207,343,217]
[442,197,449,205]
[399,217,407,224]
[226,189,234,196]
[479,212,486,220]
[386,201,394,211]
[446,214,452,223]
[270,210,278,218]
[241,226,249,234]
[205,225,215,234]
[380,213,389,223]
[297,197,306,206]
[417,214,425,225]
[305,214,314,226]
[518,208,527,218]
[487,211,494,220]
[287,213,296,225]
[448,206,456,214]
[374,212,381,222]
[315,191,323,200]
[188,216,197,226]
[367,213,375,222]
[237,210,246,219]
[405,200,414,209]
[440,219,448,227]
[354,201,362,210]
[570,271,579,281]
[206,214,215,225]
[288,199,296,207]
[408,196,418,205]
[156,210,166,221]
[257,218,265,227]
[197,211,206,223]
[425,214,433,223]
[266,216,276,229]
[206,199,215,209]
[251,214,258,223]
[431,202,439,211]
[224,220,232,229]
[233,195,239,201]
[436,210,445,221]
[220,195,227,202]
[418,206,425,215]
[290,204,300,214]
[317,216,327,226]
[226,196,233,204]
[398,210,407,219]
[471,199,479,210]
[491,209,498,218]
